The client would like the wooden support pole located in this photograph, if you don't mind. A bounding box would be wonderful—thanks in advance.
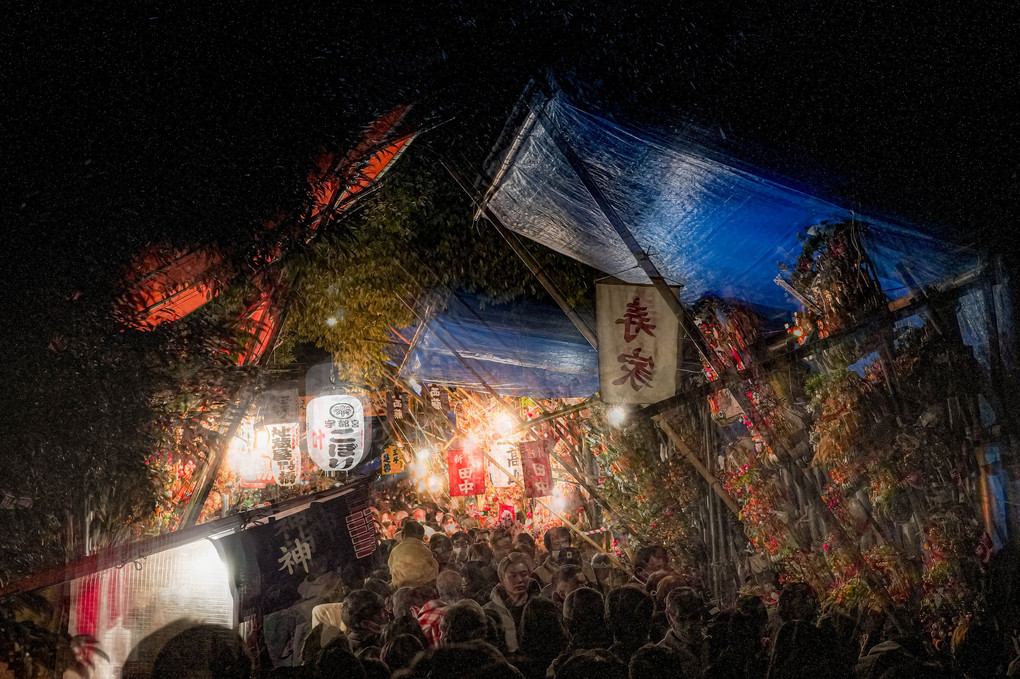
[654,415,741,517]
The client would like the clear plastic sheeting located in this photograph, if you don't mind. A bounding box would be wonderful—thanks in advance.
[399,293,597,397]
[487,94,977,312]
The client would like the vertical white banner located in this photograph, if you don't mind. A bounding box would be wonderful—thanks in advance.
[596,283,680,404]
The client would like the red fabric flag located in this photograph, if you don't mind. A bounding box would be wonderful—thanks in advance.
[520,440,553,498]
[448,448,485,497]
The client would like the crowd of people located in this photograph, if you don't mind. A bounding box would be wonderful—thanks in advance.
[132,501,1020,678]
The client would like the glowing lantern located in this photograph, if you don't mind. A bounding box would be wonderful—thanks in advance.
[229,420,274,487]
[488,443,519,488]
[306,394,367,472]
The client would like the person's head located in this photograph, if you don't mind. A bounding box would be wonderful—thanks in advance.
[605,585,654,646]
[381,633,424,673]
[150,624,252,679]
[734,594,768,635]
[556,648,627,679]
[379,512,397,540]
[515,532,537,560]
[489,528,513,563]
[342,589,389,635]
[664,587,706,631]
[591,553,613,584]
[402,520,426,541]
[552,565,589,605]
[429,533,453,565]
[412,507,428,523]
[643,570,672,598]
[777,582,819,623]
[440,600,488,645]
[544,527,571,554]
[498,553,533,600]
[953,620,1005,679]
[451,531,471,555]
[407,639,505,679]
[460,563,492,603]
[563,587,607,641]
[518,597,568,658]
[392,585,435,618]
[315,637,366,679]
[633,545,668,581]
[442,515,459,536]
[436,569,463,605]
[363,578,390,602]
[652,575,683,613]
[468,543,493,566]
[360,657,389,679]
[474,529,491,545]
[628,644,682,679]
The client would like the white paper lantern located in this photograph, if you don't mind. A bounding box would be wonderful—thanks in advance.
[306,394,366,472]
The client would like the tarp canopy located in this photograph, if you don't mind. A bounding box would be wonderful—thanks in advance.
[486,94,977,312]
[398,293,598,397]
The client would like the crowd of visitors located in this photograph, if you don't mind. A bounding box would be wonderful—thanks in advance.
[127,500,1020,678]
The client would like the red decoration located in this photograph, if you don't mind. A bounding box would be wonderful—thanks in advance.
[520,440,553,498]
[448,448,485,498]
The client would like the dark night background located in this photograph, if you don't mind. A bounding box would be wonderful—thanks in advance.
[2,0,1017,431]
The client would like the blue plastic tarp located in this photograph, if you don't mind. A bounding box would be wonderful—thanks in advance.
[398,294,598,397]
[487,94,977,311]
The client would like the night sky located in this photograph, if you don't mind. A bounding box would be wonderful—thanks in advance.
[4,0,1017,309]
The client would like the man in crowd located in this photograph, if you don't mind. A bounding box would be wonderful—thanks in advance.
[388,520,439,589]
[417,569,464,646]
[484,552,541,652]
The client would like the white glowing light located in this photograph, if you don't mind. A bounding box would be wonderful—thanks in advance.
[550,496,566,513]
[607,405,628,428]
[494,411,515,436]
[427,475,443,493]
[416,446,434,460]
[325,317,338,327]
[464,436,479,452]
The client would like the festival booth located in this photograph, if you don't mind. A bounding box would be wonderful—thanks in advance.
[465,88,1015,639]
[52,481,378,677]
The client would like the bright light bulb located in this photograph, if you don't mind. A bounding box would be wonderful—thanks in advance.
[325,316,338,327]
[607,405,628,428]
[494,411,515,436]
[427,475,443,493]
[464,436,478,452]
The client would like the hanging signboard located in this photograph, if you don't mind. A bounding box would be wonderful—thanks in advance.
[520,439,553,498]
[230,420,274,488]
[381,444,406,475]
[306,394,366,472]
[258,386,300,425]
[385,391,410,421]
[488,443,519,488]
[448,447,485,497]
[266,423,301,486]
[596,282,680,404]
[424,383,451,411]
[215,487,377,619]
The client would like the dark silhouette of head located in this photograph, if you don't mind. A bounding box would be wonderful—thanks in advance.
[315,637,366,679]
[518,597,568,659]
[441,600,488,645]
[563,587,609,645]
[664,587,706,630]
[407,640,507,679]
[149,624,251,679]
[556,648,627,679]
[544,526,572,553]
[605,585,654,646]
[381,633,424,672]
[402,520,426,541]
[628,644,682,679]
[777,582,819,623]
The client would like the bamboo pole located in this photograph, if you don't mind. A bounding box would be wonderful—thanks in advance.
[654,416,741,517]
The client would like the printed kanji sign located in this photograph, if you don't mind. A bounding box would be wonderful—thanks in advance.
[424,383,450,411]
[596,282,680,404]
[381,444,406,475]
[385,391,410,421]
[448,447,485,497]
[258,386,300,425]
[520,439,553,498]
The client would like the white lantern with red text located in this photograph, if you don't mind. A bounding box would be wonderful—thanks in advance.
[306,394,366,472]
